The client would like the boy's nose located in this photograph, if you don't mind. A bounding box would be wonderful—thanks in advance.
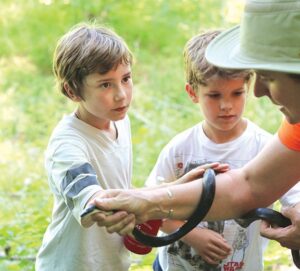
[114,86,126,101]
[220,100,232,111]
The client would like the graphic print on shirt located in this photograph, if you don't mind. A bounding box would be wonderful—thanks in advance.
[222,221,249,271]
[166,161,249,271]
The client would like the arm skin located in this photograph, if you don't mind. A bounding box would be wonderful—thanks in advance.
[205,135,300,221]
[92,135,300,240]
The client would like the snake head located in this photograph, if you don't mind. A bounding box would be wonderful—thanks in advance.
[235,208,291,228]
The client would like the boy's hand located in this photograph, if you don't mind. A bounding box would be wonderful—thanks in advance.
[187,228,231,265]
[92,210,136,236]
[175,162,230,185]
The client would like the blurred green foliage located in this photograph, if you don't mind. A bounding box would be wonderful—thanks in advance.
[0,0,288,270]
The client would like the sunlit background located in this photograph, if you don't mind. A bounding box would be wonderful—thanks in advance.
[0,1,292,270]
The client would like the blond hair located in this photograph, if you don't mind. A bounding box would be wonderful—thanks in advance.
[183,30,248,89]
[53,22,133,99]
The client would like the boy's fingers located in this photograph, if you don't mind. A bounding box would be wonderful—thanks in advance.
[205,256,220,265]
[105,214,136,236]
[93,211,128,227]
[200,162,219,170]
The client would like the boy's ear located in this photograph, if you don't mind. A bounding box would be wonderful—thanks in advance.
[185,83,199,103]
[64,82,81,102]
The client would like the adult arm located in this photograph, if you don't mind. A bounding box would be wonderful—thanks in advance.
[206,134,300,220]
[92,135,300,230]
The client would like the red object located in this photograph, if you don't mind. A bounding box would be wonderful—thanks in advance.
[123,219,162,254]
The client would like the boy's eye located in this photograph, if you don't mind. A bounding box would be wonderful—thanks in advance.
[123,75,132,83]
[100,82,111,89]
[208,93,220,98]
[234,91,245,96]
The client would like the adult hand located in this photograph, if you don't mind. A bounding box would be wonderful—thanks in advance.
[186,228,231,265]
[91,188,155,235]
[81,189,137,235]
[260,203,300,249]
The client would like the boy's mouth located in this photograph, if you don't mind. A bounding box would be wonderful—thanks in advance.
[219,114,235,118]
[113,106,127,112]
[218,115,236,121]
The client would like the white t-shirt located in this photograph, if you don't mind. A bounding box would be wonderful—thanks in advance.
[146,119,300,271]
[35,113,132,271]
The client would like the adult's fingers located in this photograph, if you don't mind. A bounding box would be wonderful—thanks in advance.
[260,220,278,239]
[260,220,299,249]
[93,195,123,212]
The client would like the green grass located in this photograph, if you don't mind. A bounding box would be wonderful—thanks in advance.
[0,0,290,270]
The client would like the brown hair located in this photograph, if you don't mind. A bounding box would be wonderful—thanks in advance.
[183,30,249,90]
[53,22,133,99]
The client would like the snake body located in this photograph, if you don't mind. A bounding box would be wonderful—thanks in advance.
[132,168,215,247]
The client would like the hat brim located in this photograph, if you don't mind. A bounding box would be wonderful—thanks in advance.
[205,25,300,74]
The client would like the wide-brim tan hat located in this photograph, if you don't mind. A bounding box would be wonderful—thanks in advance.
[205,0,300,74]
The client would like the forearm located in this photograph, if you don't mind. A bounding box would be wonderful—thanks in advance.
[149,179,203,220]
[153,169,250,221]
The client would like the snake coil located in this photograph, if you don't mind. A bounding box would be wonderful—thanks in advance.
[132,168,215,247]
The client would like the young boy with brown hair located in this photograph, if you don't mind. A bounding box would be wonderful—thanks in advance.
[35,23,134,271]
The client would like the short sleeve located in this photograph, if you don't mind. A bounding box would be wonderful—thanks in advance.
[278,119,300,151]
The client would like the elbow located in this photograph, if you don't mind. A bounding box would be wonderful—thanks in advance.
[238,172,274,214]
